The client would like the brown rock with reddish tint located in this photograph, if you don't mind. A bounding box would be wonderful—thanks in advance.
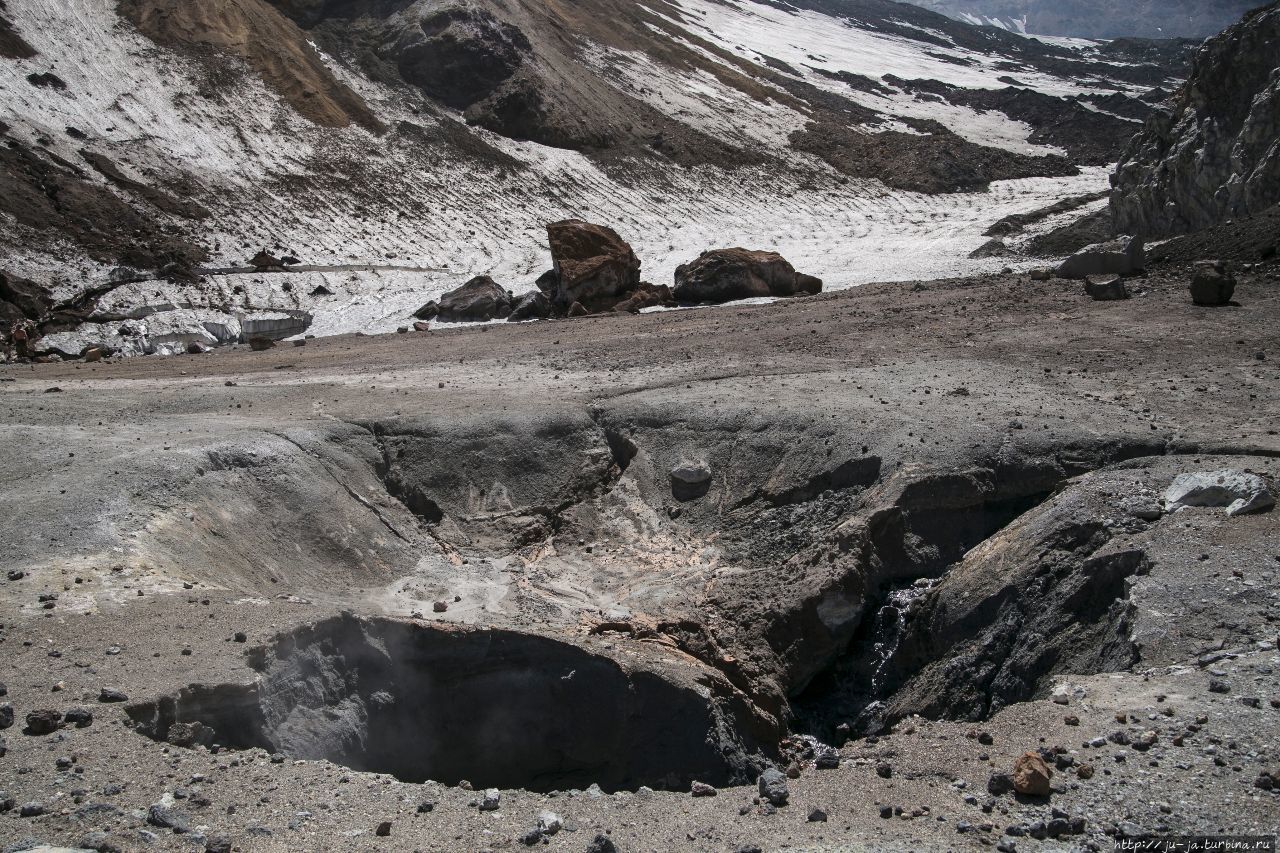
[673,248,822,305]
[613,282,673,314]
[544,220,641,313]
[1013,751,1052,796]
[436,276,513,323]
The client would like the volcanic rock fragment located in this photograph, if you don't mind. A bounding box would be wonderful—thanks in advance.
[543,220,641,313]
[758,768,789,806]
[24,709,61,735]
[1083,274,1129,301]
[506,290,551,322]
[1189,260,1236,305]
[1164,470,1275,515]
[673,248,822,304]
[1056,236,1145,279]
[436,276,513,322]
[1012,752,1052,796]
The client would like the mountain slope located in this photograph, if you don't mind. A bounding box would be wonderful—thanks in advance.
[904,0,1260,39]
[0,0,1180,353]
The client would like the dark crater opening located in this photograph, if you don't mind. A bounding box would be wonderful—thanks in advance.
[127,615,755,792]
[791,486,1146,742]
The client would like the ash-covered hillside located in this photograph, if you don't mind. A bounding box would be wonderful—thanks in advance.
[905,0,1259,39]
[0,0,1180,354]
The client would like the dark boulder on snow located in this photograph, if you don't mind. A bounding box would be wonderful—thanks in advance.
[673,248,822,304]
[507,290,552,321]
[543,220,642,313]
[436,275,513,322]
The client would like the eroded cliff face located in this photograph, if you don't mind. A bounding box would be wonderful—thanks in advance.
[1111,2,1280,237]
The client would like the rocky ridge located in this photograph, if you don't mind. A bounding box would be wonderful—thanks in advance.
[1111,1,1280,236]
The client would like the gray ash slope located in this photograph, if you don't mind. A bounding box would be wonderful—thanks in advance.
[1,1,1280,851]
[1,254,1279,851]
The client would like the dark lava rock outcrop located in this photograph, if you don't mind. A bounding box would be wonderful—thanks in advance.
[390,5,531,111]
[791,119,1078,194]
[0,1,36,59]
[673,249,822,304]
[436,275,513,322]
[1111,2,1280,237]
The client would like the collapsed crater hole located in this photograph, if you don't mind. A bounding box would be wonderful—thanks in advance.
[127,615,750,792]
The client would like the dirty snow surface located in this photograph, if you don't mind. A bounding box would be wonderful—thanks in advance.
[0,0,1138,340]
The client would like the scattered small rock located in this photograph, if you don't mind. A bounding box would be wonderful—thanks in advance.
[586,832,618,853]
[987,773,1015,796]
[64,707,93,727]
[537,811,563,835]
[205,836,232,853]
[758,768,789,806]
[24,709,62,735]
[147,802,193,833]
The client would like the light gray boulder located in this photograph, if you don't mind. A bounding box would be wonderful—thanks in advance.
[1083,274,1129,301]
[1164,470,1275,516]
[1057,236,1145,279]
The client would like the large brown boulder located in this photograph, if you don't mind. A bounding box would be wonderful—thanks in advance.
[436,275,513,322]
[544,220,641,313]
[673,249,822,305]
[1012,752,1052,796]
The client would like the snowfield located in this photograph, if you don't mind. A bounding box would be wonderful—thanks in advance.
[0,0,1129,344]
